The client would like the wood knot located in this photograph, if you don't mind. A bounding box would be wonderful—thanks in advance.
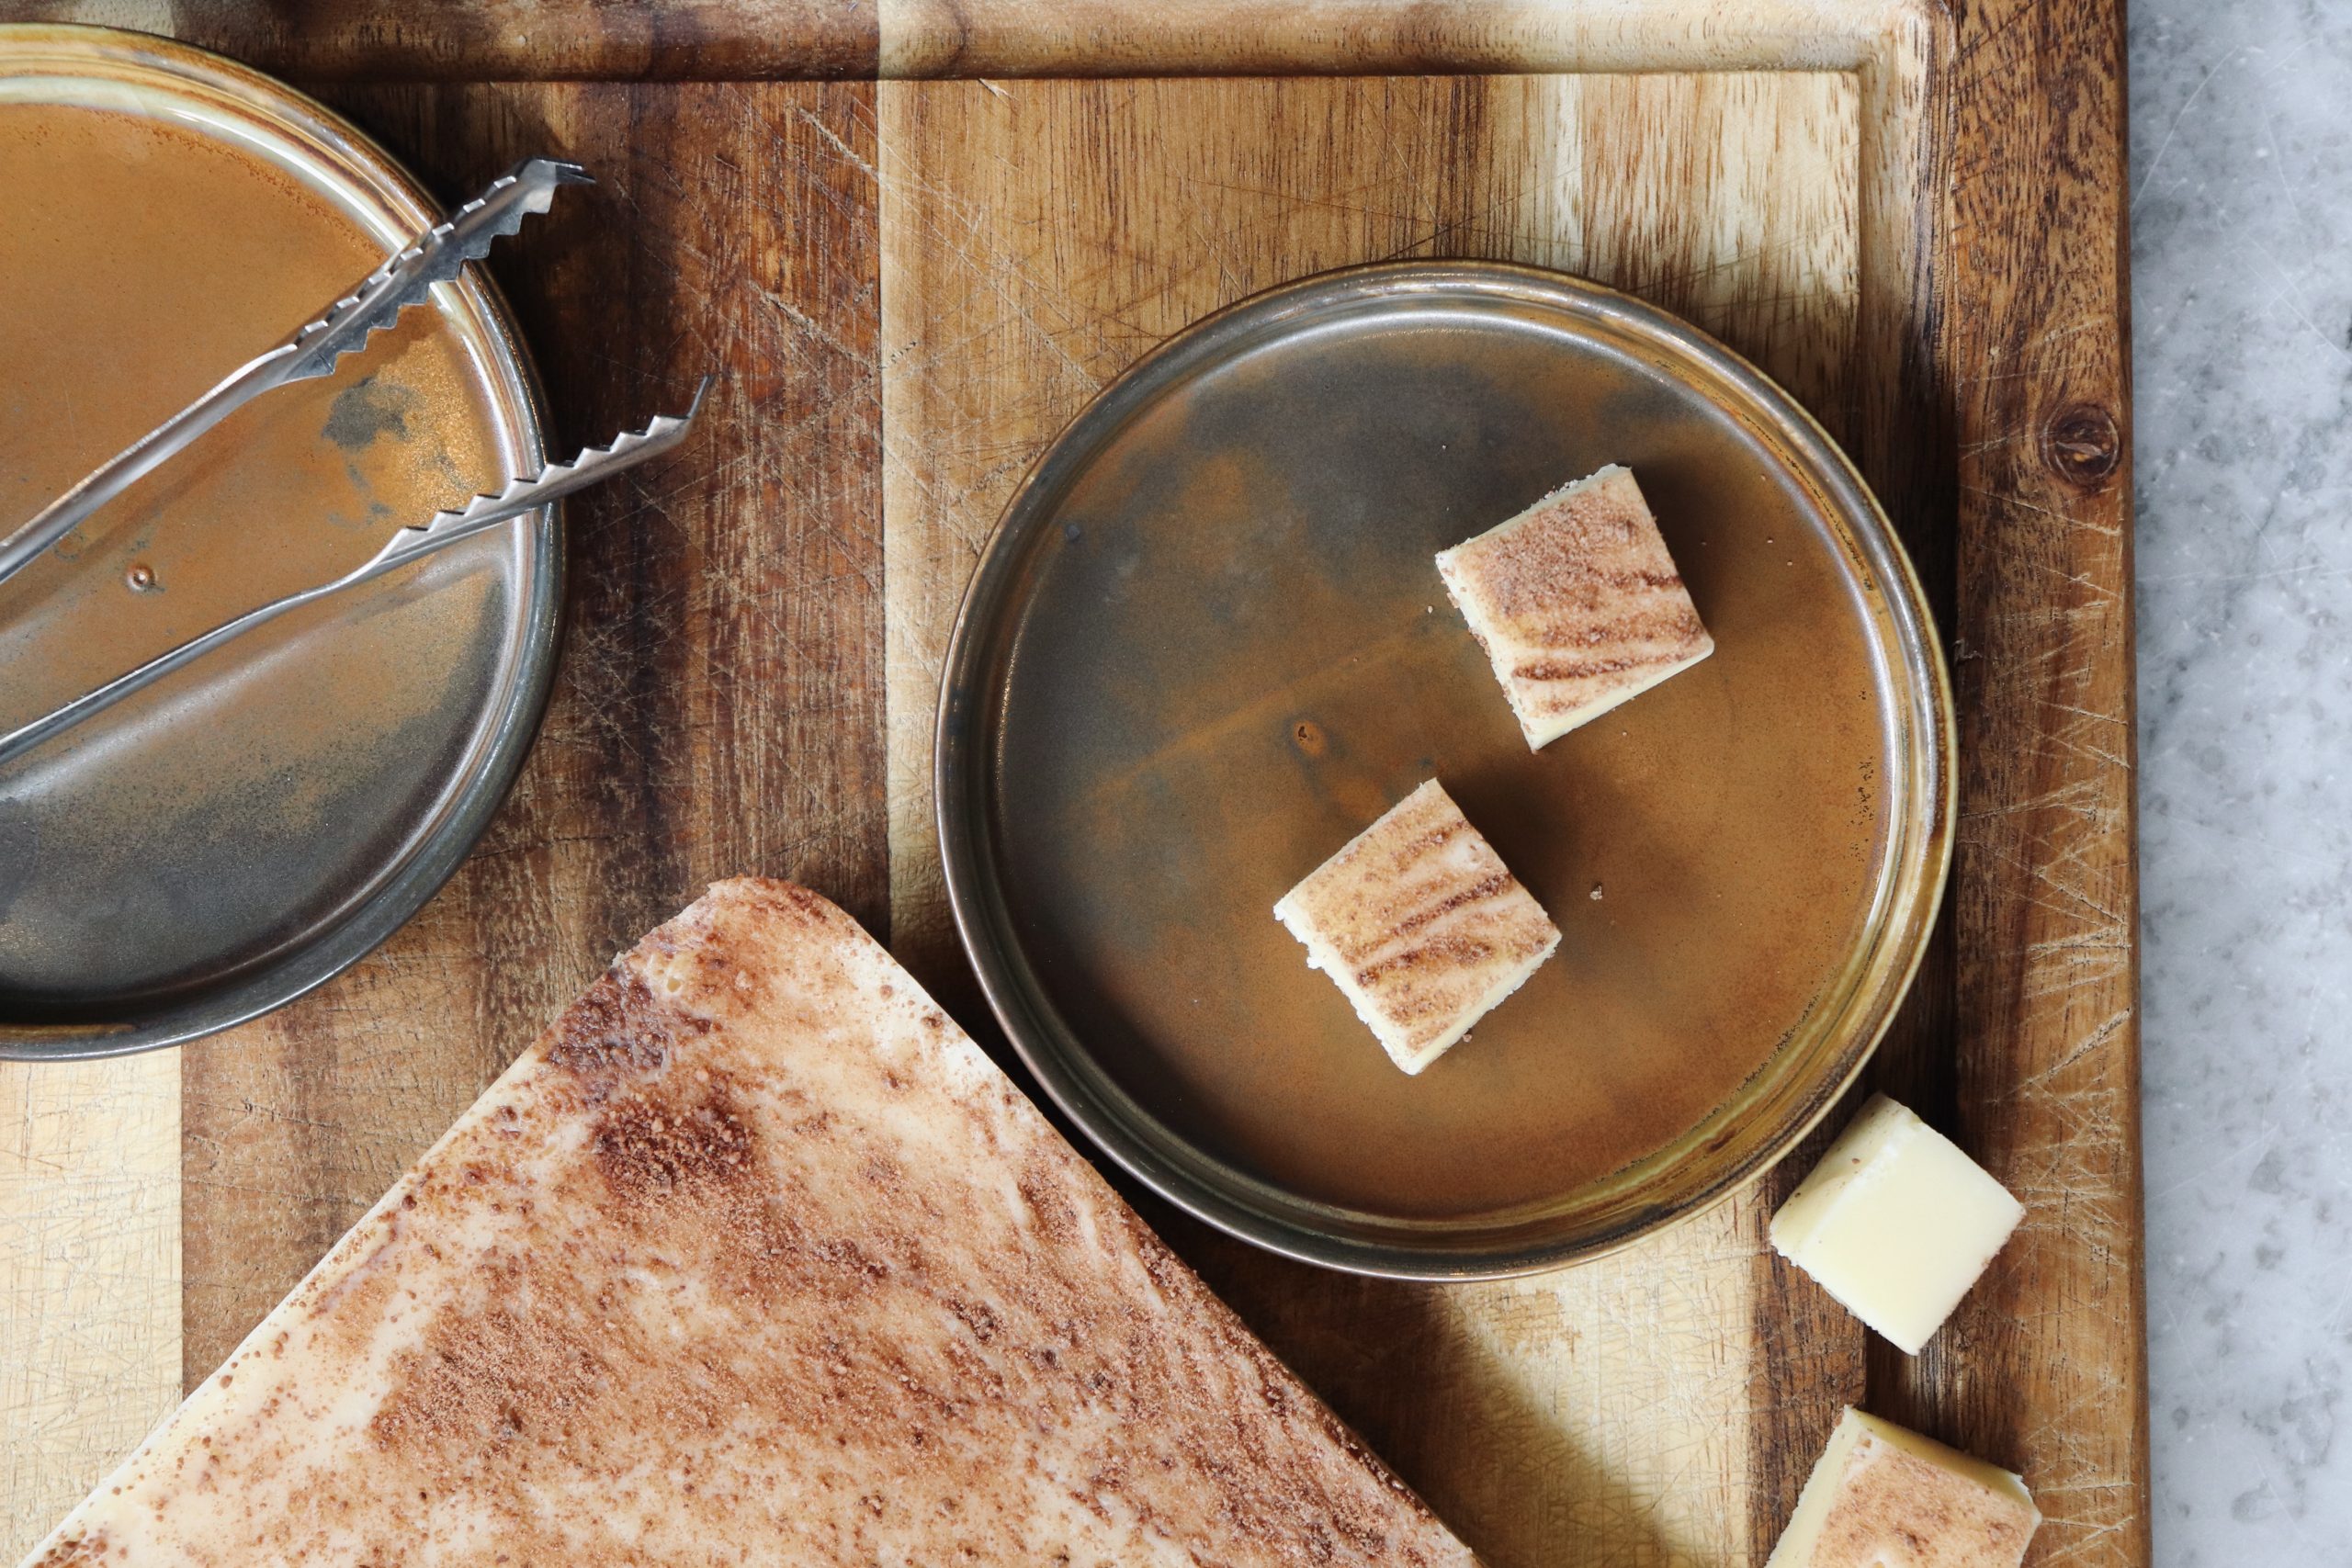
[2041,402,2120,487]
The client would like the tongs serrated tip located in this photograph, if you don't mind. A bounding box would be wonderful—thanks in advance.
[373,376,714,571]
[285,158,594,384]
[0,379,713,773]
[0,157,593,589]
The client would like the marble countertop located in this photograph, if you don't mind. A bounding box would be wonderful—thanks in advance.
[2132,0,2352,1558]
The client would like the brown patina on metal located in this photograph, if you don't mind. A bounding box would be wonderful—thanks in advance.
[938,264,1951,1275]
[0,28,555,1056]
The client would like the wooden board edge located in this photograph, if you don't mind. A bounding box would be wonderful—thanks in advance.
[15,0,1917,82]
[1945,0,2149,1562]
[878,0,1894,77]
[0,1,880,81]
[0,0,2146,1559]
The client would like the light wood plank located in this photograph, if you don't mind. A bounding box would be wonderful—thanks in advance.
[878,73,1860,1566]
[0,1057,178,1564]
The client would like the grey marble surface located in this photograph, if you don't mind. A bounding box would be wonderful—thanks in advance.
[2132,0,2352,1559]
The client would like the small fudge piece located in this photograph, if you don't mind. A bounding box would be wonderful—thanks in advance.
[1435,464,1713,749]
[1273,779,1560,1075]
[1770,1093,2025,1354]
[1766,1407,2041,1568]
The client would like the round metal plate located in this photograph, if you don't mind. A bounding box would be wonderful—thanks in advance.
[937,262,1952,1277]
[0,26,559,1060]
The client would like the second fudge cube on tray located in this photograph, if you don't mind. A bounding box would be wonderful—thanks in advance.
[1274,780,1559,1076]
[1436,464,1713,749]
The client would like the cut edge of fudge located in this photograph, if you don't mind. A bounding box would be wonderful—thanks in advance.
[1273,779,1561,1075]
[1765,1406,2041,1568]
[1435,464,1713,750]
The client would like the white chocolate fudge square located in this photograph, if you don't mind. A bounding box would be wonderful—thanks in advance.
[1273,780,1560,1075]
[1435,464,1713,750]
[1770,1094,2025,1355]
[1766,1407,2041,1568]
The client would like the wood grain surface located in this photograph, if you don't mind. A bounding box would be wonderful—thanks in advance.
[10,0,1914,80]
[173,79,888,1381]
[0,1056,177,1555]
[880,78,1863,1564]
[1942,0,2148,1559]
[0,2,2141,1564]
[5,0,880,79]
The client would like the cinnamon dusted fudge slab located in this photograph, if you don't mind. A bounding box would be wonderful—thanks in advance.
[1765,1407,2041,1568]
[1274,780,1560,1075]
[22,879,1474,1568]
[1435,464,1713,749]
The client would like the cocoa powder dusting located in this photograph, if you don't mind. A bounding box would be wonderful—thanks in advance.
[545,970,689,1089]
[1285,784,1559,1055]
[1447,468,1712,723]
[368,1291,610,1461]
[590,1084,757,1201]
[30,880,1471,1566]
[1461,479,1662,616]
[25,1531,106,1568]
[1814,1438,2040,1565]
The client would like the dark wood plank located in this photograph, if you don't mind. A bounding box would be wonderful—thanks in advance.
[6,0,876,79]
[1935,0,2149,1562]
[178,80,885,1382]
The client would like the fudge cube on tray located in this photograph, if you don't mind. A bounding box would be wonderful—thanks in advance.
[1273,780,1559,1075]
[1436,464,1713,749]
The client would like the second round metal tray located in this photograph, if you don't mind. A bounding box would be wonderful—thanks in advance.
[936,261,1953,1277]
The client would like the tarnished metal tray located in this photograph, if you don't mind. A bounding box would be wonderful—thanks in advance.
[0,28,558,1059]
[936,262,1953,1276]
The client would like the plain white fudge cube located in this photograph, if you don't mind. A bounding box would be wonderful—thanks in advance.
[1273,780,1560,1075]
[1766,1407,2041,1568]
[1770,1094,2025,1355]
[1434,464,1713,750]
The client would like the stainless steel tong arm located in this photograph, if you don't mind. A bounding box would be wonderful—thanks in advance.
[0,157,593,589]
[0,379,708,771]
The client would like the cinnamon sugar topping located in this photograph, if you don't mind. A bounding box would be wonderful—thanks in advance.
[1436,464,1714,748]
[1274,781,1560,1074]
[17,880,1474,1568]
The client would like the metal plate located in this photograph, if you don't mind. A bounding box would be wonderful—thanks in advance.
[0,26,558,1059]
[938,263,1952,1276]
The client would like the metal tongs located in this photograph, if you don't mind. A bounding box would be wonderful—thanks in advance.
[0,157,708,769]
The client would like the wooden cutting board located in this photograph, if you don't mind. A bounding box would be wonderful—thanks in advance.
[0,3,2142,1563]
